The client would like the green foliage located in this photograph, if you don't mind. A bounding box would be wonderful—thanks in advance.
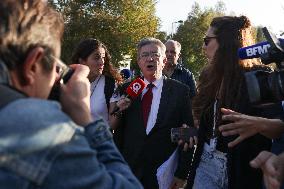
[51,0,159,66]
[173,2,225,78]
[255,27,266,42]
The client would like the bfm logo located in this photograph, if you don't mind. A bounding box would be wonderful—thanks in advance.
[246,44,270,57]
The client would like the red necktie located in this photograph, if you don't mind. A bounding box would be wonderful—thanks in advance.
[142,83,154,128]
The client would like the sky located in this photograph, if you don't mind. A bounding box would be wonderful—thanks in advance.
[156,0,284,36]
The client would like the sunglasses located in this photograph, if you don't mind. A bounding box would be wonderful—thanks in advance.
[203,36,217,46]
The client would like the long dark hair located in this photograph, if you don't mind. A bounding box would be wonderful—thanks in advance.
[193,16,261,119]
[71,38,122,83]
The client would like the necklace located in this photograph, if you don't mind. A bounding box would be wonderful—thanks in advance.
[90,75,102,97]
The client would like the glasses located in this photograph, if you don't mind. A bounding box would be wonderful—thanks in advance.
[51,56,72,83]
[51,56,68,76]
[203,36,217,46]
[140,52,161,59]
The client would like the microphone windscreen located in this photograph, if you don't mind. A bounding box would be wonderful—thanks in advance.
[238,38,284,60]
[126,78,146,98]
[238,41,270,59]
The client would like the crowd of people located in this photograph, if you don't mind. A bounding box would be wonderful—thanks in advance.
[1,1,284,189]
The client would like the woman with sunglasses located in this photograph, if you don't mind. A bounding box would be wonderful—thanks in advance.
[187,16,272,189]
[71,39,122,124]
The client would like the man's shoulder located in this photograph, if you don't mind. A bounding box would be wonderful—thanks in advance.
[0,98,77,186]
[5,98,63,115]
[164,77,190,91]
[0,98,75,129]
[175,64,193,75]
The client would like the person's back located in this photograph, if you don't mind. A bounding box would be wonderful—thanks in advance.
[0,1,142,188]
[0,92,138,188]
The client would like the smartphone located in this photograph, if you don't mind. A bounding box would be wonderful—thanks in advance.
[171,127,198,143]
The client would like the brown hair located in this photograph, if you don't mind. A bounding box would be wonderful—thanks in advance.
[0,0,64,78]
[193,15,261,119]
[71,38,122,83]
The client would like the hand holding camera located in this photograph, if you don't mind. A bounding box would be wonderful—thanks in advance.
[59,64,93,126]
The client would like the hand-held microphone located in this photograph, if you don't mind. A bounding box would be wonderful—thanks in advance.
[110,78,146,115]
[238,38,284,60]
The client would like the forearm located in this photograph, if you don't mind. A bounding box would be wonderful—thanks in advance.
[43,120,142,189]
[84,119,142,188]
[259,118,284,139]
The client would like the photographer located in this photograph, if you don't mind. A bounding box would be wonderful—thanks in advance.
[0,1,142,188]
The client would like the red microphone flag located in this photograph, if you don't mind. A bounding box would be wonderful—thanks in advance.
[126,78,146,98]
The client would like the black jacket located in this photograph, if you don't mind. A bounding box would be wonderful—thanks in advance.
[114,77,195,188]
[187,72,273,189]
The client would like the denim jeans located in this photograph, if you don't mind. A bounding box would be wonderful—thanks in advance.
[193,143,228,189]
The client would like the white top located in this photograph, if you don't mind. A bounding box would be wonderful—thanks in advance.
[90,75,109,124]
[143,77,163,134]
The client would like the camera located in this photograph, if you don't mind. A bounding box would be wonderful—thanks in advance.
[48,67,74,101]
[242,27,284,104]
[170,127,198,143]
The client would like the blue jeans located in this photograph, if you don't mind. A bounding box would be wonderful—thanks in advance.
[193,143,228,189]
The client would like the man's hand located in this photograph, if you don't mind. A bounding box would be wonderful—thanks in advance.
[170,177,186,189]
[60,64,92,126]
[250,151,284,189]
[178,124,198,151]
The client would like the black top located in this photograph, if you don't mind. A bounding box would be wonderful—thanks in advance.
[170,64,196,98]
[187,71,273,189]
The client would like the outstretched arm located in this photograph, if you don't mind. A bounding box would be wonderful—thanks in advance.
[219,108,284,147]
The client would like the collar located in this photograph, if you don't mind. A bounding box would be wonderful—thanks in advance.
[143,76,163,89]
[174,63,183,71]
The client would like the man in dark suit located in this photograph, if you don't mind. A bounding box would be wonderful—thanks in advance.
[110,37,196,189]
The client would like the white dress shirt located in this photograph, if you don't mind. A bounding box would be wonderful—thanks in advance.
[142,77,163,135]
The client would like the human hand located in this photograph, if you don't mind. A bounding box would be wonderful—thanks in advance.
[250,151,284,189]
[177,124,198,151]
[169,177,186,189]
[60,64,92,126]
[116,96,131,111]
[218,108,262,148]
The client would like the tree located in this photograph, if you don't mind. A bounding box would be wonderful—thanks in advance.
[255,27,268,42]
[173,2,225,77]
[51,0,160,66]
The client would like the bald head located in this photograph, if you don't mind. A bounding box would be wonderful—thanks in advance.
[165,40,181,67]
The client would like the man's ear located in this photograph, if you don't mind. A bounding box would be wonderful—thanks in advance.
[23,47,45,85]
[163,56,167,64]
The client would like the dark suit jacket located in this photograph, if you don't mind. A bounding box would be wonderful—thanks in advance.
[104,75,115,111]
[114,77,194,188]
